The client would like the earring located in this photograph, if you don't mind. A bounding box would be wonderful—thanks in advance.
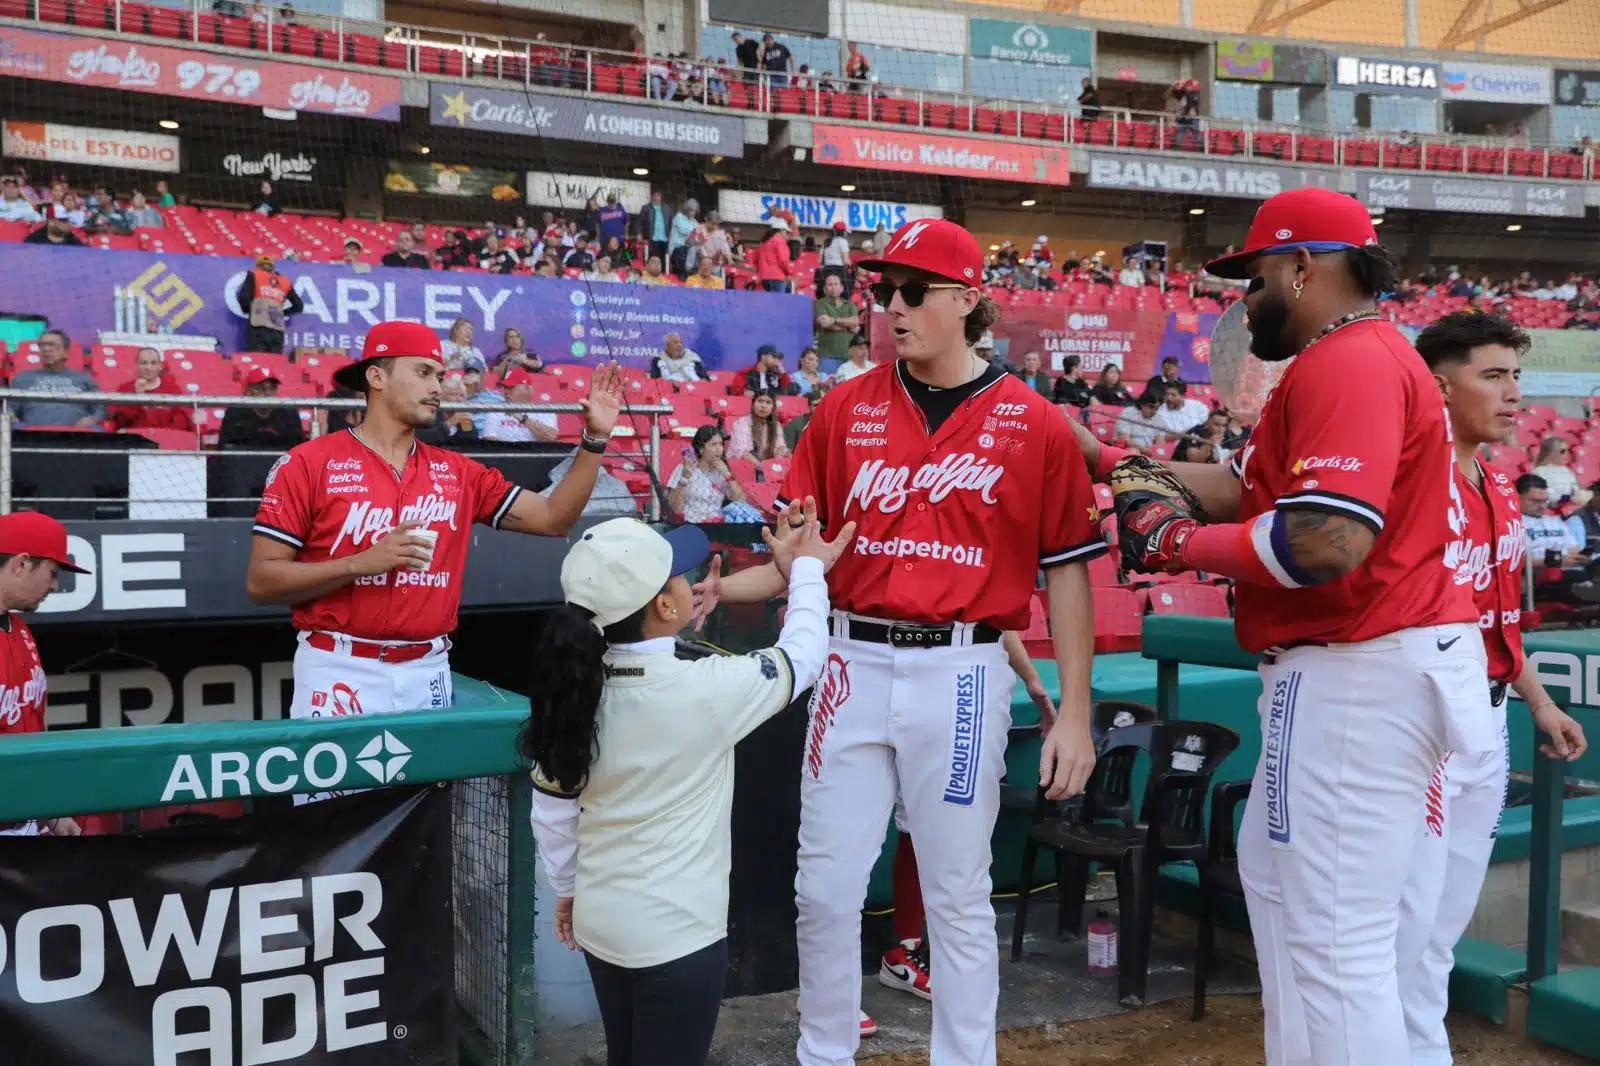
[1292,279,1304,301]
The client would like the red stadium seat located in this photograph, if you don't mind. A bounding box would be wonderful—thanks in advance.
[1146,583,1231,618]
[1021,590,1052,658]
[710,395,753,420]
[1088,552,1120,588]
[1092,587,1143,653]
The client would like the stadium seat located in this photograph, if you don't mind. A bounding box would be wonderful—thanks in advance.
[1092,587,1143,653]
[1087,552,1120,588]
[1021,591,1052,658]
[1146,583,1231,619]
[710,395,753,420]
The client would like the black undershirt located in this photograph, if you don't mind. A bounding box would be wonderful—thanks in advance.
[896,360,1005,435]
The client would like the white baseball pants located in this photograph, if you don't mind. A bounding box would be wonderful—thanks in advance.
[1237,622,1494,1066]
[795,628,1014,1066]
[289,631,453,804]
[1396,714,1510,1066]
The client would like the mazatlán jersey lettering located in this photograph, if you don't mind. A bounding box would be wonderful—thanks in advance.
[1228,319,1477,652]
[778,363,1106,630]
[253,429,521,642]
[1452,462,1526,683]
[0,615,47,736]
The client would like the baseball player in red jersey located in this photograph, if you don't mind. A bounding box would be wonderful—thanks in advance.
[0,511,89,837]
[695,218,1105,1066]
[247,320,622,799]
[1391,312,1586,1066]
[1080,189,1499,1066]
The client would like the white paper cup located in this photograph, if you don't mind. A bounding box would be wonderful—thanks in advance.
[410,528,439,570]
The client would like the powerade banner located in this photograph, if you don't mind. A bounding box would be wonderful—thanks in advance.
[0,786,454,1065]
[7,245,811,370]
[868,307,1218,383]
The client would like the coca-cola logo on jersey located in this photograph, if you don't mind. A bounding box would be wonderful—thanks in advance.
[853,401,890,419]
[331,496,459,553]
[0,664,47,727]
[844,454,1005,515]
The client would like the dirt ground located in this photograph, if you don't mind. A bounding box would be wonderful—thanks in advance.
[861,995,1588,1066]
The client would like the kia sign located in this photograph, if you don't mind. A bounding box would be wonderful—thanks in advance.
[717,189,943,230]
[1335,55,1441,97]
[2,120,178,173]
[430,84,745,158]
[814,124,1069,186]
[1355,173,1584,218]
[1440,61,1551,104]
[1086,154,1334,201]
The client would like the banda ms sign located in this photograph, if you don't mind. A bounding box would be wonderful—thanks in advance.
[160,732,414,802]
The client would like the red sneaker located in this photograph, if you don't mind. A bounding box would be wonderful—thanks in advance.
[878,938,932,1001]
[859,1010,878,1038]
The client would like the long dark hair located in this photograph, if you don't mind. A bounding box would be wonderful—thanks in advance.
[514,597,654,794]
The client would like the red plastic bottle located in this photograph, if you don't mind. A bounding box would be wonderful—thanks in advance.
[1087,909,1118,977]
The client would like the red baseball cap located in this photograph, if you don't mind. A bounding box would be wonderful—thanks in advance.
[0,511,90,573]
[501,365,539,389]
[857,218,983,286]
[1204,188,1379,279]
[242,364,280,387]
[333,320,445,391]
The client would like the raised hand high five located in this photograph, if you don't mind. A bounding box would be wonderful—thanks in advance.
[580,361,625,437]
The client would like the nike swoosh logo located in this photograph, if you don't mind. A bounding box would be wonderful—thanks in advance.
[1437,636,1461,651]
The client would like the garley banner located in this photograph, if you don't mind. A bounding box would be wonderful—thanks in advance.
[8,245,813,371]
[0,787,454,1066]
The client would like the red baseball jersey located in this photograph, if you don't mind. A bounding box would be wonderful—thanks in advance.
[0,614,47,737]
[1228,318,1477,652]
[1450,461,1527,684]
[778,363,1106,631]
[253,429,522,642]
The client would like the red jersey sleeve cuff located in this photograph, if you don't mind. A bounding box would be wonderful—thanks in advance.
[252,523,305,550]
[1274,490,1385,534]
[1041,538,1109,568]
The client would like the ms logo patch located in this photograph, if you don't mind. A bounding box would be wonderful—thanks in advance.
[754,651,780,680]
[943,665,986,806]
[1263,670,1299,844]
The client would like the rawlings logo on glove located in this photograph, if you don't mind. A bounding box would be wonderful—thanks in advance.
[1107,455,1208,573]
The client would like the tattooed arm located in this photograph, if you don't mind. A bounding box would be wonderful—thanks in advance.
[1281,509,1376,582]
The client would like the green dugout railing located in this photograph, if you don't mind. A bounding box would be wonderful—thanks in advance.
[1142,615,1600,1060]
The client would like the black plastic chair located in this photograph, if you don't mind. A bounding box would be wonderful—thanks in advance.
[1000,700,1158,818]
[1010,719,1240,1006]
[1192,779,1252,1021]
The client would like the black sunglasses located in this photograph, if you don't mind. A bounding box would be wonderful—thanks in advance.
[869,279,969,308]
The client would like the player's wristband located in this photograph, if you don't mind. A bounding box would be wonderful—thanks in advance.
[580,432,609,455]
[1093,443,1134,481]
[1179,514,1321,589]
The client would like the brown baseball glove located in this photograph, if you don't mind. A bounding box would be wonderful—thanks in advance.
[1107,455,1209,572]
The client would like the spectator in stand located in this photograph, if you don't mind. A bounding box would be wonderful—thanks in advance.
[1052,355,1093,407]
[755,219,793,293]
[482,366,559,442]
[52,192,87,229]
[442,318,485,370]
[564,235,596,272]
[109,347,193,433]
[651,333,707,382]
[235,255,301,353]
[491,328,541,374]
[1532,437,1591,507]
[1118,256,1146,288]
[640,256,675,286]
[1517,473,1598,601]
[1116,392,1164,452]
[833,333,873,384]
[694,210,733,272]
[785,391,821,451]
[668,425,759,522]
[668,199,700,277]
[813,273,858,361]
[341,239,371,273]
[761,33,794,87]
[1151,380,1209,437]
[973,329,1016,374]
[218,366,304,449]
[253,181,281,216]
[1186,408,1236,462]
[791,347,828,397]
[1174,438,1217,464]
[126,190,163,229]
[638,191,671,268]
[1013,351,1052,397]
[1566,485,1600,550]
[382,229,431,268]
[439,231,474,269]
[647,54,677,101]
[533,259,557,278]
[478,233,519,274]
[1090,365,1136,406]
[413,370,479,446]
[595,193,629,247]
[1144,355,1185,396]
[11,330,102,429]
[728,391,790,461]
[0,175,40,223]
[686,256,725,289]
[818,221,854,297]
[601,236,634,272]
[458,355,498,432]
[154,179,176,208]
[844,41,870,84]
[742,344,793,396]
[732,32,761,84]
[1077,78,1101,121]
[586,255,622,283]
[23,217,84,247]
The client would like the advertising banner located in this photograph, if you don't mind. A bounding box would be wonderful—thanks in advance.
[526,171,653,214]
[385,161,521,201]
[717,189,943,230]
[1355,173,1584,218]
[1334,55,1441,96]
[1085,153,1334,200]
[430,84,745,158]
[212,148,320,184]
[1520,330,1600,397]
[0,787,454,1065]
[1440,61,1551,104]
[1216,39,1275,82]
[968,18,1093,67]
[0,24,401,120]
[1,120,179,173]
[7,244,811,371]
[1554,69,1600,107]
[813,124,1069,186]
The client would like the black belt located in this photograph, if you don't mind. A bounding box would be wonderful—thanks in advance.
[1490,681,1508,708]
[1259,639,1328,666]
[829,617,1003,649]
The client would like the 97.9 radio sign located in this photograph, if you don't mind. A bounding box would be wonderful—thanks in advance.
[0,24,402,120]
